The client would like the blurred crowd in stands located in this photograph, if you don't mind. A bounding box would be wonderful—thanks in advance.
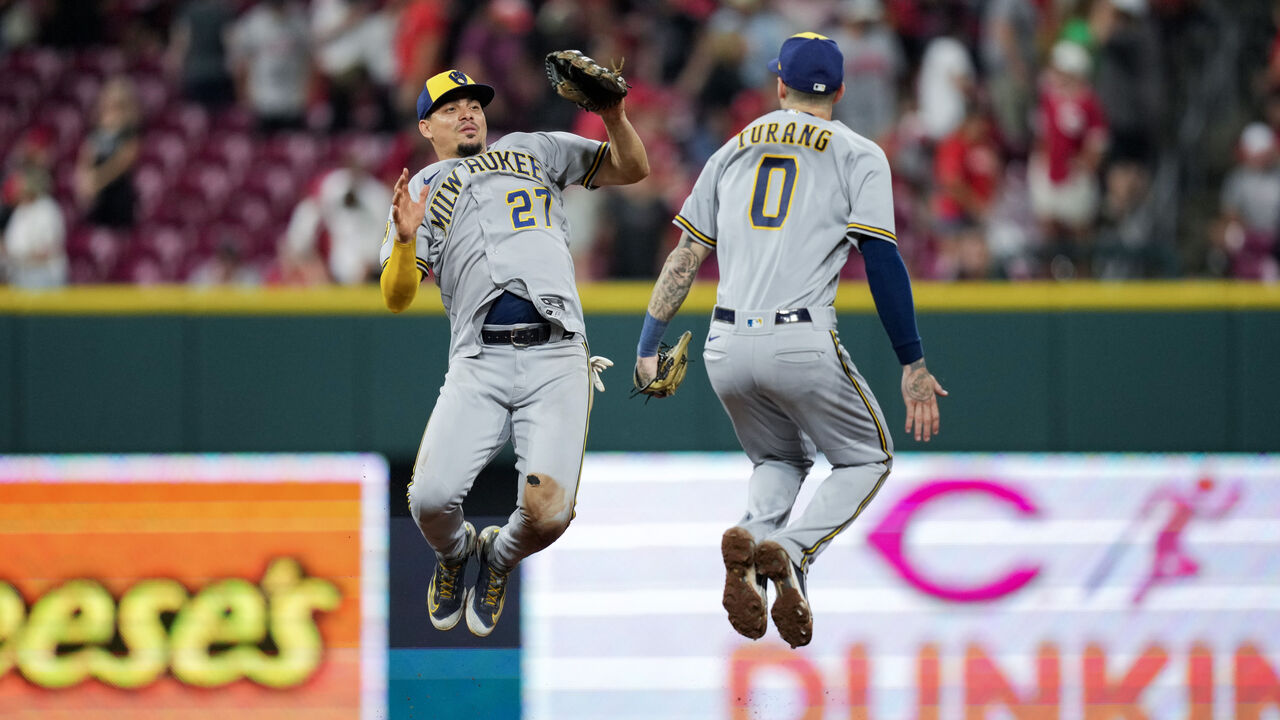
[1,0,1278,288]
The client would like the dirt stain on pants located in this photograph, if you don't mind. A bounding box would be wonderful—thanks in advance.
[522,472,570,550]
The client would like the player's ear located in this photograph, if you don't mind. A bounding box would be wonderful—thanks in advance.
[832,83,846,105]
[418,118,433,142]
[776,78,787,103]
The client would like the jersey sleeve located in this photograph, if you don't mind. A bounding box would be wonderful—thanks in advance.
[378,170,433,277]
[846,147,898,250]
[672,145,730,249]
[520,131,609,190]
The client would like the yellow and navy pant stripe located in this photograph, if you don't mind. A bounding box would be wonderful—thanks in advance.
[798,463,891,571]
[829,330,890,461]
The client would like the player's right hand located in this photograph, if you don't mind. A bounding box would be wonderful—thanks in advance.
[391,168,427,243]
[634,355,658,388]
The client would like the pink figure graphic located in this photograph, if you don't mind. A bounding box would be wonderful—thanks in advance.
[1132,477,1241,604]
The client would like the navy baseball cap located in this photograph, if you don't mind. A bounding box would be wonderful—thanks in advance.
[417,70,495,120]
[768,32,844,95]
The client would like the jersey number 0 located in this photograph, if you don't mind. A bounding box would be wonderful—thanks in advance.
[750,155,797,230]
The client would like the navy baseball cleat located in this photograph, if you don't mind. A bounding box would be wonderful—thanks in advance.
[754,540,812,648]
[428,521,476,631]
[721,526,768,640]
[466,526,510,637]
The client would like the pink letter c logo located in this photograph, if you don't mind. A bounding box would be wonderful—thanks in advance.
[867,480,1041,603]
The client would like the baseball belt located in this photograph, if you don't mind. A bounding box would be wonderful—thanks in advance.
[712,307,813,325]
[481,323,575,346]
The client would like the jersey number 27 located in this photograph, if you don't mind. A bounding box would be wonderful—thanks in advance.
[750,155,797,230]
[508,188,553,229]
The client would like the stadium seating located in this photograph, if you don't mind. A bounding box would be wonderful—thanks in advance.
[3,47,397,283]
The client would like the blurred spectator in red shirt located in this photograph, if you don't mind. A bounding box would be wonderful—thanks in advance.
[1211,123,1280,280]
[932,103,1002,279]
[1029,40,1108,278]
[391,0,449,121]
[1265,2,1280,93]
[74,76,141,229]
[886,0,965,67]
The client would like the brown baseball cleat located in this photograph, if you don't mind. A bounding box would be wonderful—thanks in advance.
[754,540,812,648]
[721,526,768,640]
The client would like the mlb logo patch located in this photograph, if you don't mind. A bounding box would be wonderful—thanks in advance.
[813,83,826,92]
[746,316,765,328]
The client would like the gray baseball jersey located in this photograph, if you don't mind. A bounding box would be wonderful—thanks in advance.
[676,109,896,571]
[380,131,610,359]
[383,131,608,572]
[675,108,897,311]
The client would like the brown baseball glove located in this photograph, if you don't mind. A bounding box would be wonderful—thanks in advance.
[632,331,692,400]
[545,49,629,112]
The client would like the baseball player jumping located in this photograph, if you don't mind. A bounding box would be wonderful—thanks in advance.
[634,33,946,648]
[381,67,648,636]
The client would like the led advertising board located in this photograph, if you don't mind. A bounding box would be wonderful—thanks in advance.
[524,453,1280,720]
[0,454,387,719]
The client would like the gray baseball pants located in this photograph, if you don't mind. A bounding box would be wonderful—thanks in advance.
[407,335,591,572]
[703,306,892,571]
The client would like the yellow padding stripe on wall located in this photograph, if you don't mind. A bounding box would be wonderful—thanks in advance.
[1,281,1278,315]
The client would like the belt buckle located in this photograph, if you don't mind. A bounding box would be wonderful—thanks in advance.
[776,308,810,324]
[512,325,550,347]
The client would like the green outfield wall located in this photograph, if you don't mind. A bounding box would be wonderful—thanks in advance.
[2,282,1278,458]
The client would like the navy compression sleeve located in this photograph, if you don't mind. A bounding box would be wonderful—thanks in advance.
[860,238,923,365]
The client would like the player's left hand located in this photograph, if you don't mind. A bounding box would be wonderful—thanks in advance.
[901,359,948,442]
[594,98,626,120]
[589,355,614,392]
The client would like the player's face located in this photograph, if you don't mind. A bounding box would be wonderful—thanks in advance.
[420,96,488,159]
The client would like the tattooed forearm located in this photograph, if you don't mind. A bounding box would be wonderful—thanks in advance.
[904,360,933,402]
[648,241,702,321]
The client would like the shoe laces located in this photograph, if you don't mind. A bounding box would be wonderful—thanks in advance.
[436,559,465,600]
[482,567,509,606]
